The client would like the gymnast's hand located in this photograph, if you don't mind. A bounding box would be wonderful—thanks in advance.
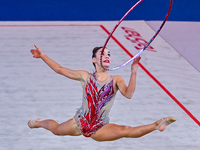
[131,56,141,73]
[30,44,43,58]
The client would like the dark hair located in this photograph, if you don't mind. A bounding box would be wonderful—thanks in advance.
[92,46,103,68]
[92,46,103,58]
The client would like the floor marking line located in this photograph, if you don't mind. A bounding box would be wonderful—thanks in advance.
[0,24,100,27]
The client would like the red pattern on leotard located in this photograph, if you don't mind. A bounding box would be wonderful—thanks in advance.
[79,73,115,137]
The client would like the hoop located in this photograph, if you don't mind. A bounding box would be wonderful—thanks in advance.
[100,0,173,71]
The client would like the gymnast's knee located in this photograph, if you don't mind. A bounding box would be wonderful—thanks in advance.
[51,126,62,136]
[120,125,132,137]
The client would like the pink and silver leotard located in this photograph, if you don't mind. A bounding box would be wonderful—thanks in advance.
[74,72,116,137]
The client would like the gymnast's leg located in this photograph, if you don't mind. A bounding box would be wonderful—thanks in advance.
[91,116,176,142]
[28,118,81,136]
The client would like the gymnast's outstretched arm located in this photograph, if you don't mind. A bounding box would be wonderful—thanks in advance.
[30,44,89,82]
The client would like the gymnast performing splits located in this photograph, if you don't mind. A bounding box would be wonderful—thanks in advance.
[28,44,176,141]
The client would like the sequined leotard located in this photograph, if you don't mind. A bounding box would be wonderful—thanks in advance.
[74,72,116,137]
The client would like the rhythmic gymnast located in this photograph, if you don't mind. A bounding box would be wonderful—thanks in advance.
[28,44,176,141]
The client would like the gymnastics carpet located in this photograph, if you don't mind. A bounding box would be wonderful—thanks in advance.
[0,21,199,150]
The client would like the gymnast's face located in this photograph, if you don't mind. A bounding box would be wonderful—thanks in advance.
[92,48,111,69]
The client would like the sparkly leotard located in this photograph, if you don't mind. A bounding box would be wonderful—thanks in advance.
[74,72,116,137]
